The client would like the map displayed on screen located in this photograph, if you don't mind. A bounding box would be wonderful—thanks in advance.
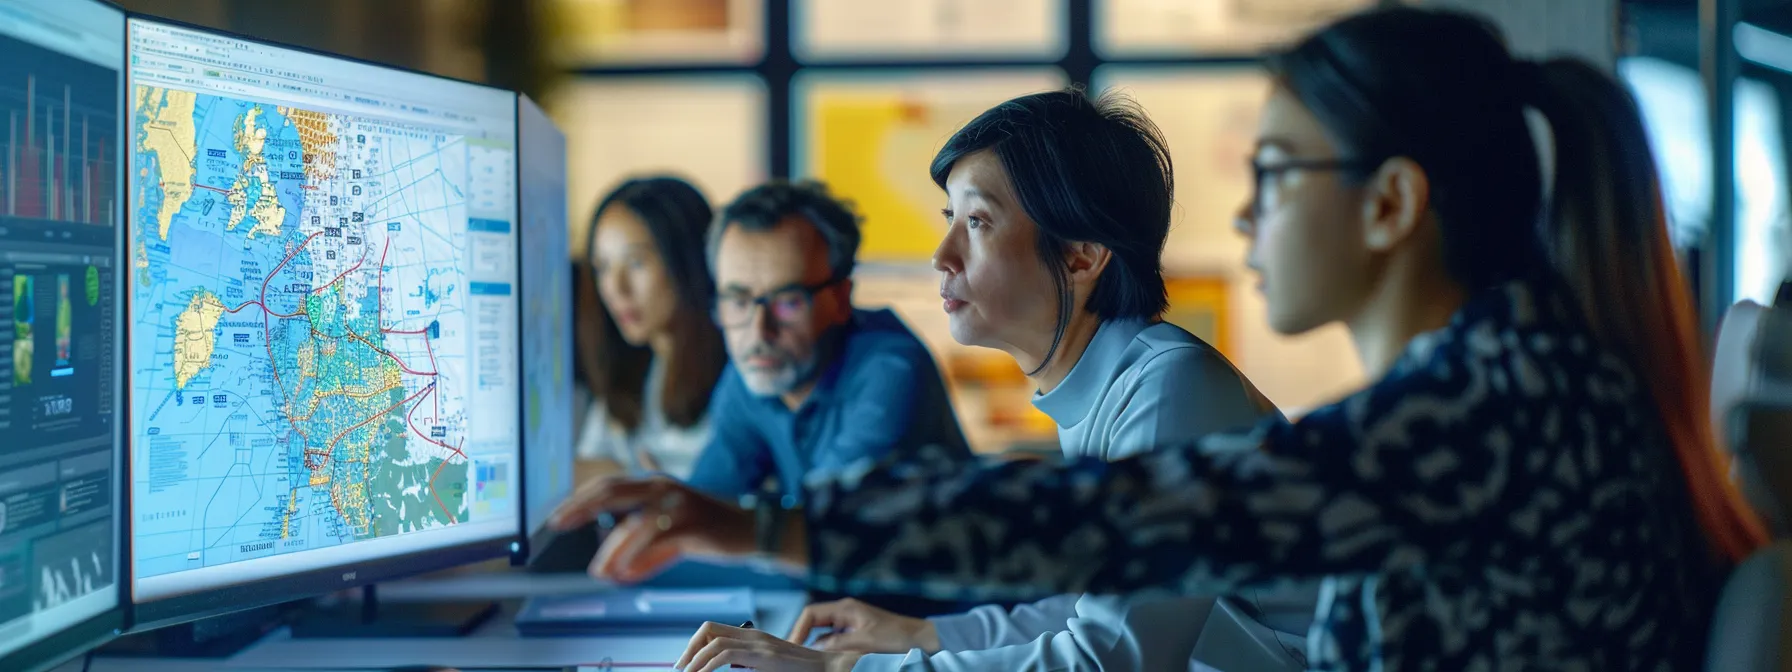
[133,90,479,570]
[128,19,519,596]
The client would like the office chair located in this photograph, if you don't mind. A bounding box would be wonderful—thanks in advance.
[1706,288,1792,670]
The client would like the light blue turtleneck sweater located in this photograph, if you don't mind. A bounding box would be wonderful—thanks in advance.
[853,319,1316,671]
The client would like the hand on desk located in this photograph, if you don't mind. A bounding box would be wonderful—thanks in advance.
[549,476,805,582]
[786,598,941,654]
[677,622,862,672]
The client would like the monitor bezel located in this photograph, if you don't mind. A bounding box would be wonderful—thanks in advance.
[0,0,130,668]
[119,11,523,632]
[3,610,124,672]
[510,92,532,566]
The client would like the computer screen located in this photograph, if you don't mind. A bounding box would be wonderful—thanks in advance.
[516,94,572,553]
[126,18,520,612]
[0,0,125,668]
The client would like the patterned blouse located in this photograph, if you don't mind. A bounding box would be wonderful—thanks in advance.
[803,279,1727,670]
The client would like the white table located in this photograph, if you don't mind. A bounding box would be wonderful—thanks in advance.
[65,572,807,671]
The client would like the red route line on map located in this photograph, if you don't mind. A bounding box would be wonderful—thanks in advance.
[246,230,326,411]
[428,458,457,525]
[205,221,464,523]
[305,381,430,468]
[405,384,464,459]
[406,385,467,525]
[309,243,371,295]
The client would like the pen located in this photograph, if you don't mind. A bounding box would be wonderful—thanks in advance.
[728,621,755,669]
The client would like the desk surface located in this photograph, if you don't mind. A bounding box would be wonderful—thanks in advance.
[72,571,807,671]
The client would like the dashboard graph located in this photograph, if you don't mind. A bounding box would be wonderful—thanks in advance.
[0,34,117,227]
[128,20,519,601]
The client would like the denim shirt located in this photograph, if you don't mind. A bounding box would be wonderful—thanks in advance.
[685,308,971,504]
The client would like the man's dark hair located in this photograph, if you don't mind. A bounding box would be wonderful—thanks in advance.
[709,180,863,282]
[930,87,1174,373]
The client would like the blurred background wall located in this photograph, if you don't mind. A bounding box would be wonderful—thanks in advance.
[119,0,1792,454]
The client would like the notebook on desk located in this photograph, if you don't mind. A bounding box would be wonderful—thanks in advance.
[515,588,755,637]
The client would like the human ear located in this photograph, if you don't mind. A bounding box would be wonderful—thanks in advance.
[1064,241,1112,285]
[1360,157,1430,253]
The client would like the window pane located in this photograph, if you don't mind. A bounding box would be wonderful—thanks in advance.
[1095,66,1364,412]
[1620,56,1791,307]
[794,0,1066,61]
[795,69,1065,452]
[546,76,767,255]
[545,0,764,66]
[1096,0,1370,57]
[793,69,1067,263]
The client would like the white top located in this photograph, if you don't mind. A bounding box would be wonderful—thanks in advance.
[574,358,710,480]
[853,320,1306,672]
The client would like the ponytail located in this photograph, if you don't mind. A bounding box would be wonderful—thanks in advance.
[1526,59,1769,562]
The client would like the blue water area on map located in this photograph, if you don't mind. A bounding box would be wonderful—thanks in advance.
[131,94,325,578]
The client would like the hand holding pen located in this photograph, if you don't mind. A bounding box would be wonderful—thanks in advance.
[674,619,863,672]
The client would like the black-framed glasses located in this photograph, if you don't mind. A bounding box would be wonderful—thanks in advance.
[713,278,842,328]
[1248,157,1380,218]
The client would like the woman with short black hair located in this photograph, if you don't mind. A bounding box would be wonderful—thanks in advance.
[928,88,1276,460]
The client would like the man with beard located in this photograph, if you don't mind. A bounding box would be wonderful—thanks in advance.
[684,180,971,504]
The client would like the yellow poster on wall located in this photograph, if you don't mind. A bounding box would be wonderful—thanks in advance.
[799,70,1068,263]
[1164,276,1231,356]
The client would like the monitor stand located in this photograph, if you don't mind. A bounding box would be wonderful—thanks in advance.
[288,584,499,638]
[524,523,598,574]
[101,604,290,658]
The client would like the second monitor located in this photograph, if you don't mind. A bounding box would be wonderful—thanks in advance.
[124,16,521,628]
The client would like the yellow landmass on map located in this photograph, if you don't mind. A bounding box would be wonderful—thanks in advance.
[137,86,198,241]
[226,173,249,232]
[816,95,960,261]
[224,107,287,240]
[281,106,339,182]
[172,290,224,389]
[246,161,285,239]
[226,108,258,232]
[240,107,266,155]
[281,486,300,538]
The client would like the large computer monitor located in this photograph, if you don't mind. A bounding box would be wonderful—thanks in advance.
[124,17,521,629]
[0,0,127,670]
[514,94,573,564]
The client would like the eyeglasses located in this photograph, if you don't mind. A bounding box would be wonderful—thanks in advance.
[1247,157,1379,218]
[713,278,842,328]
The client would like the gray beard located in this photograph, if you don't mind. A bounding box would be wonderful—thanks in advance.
[738,346,823,397]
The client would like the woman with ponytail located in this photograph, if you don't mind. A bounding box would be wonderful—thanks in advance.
[555,7,1766,670]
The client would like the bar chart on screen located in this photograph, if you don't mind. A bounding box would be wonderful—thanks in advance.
[0,29,118,227]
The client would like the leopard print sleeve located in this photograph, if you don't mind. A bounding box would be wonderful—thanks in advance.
[804,282,1719,669]
[803,308,1532,603]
